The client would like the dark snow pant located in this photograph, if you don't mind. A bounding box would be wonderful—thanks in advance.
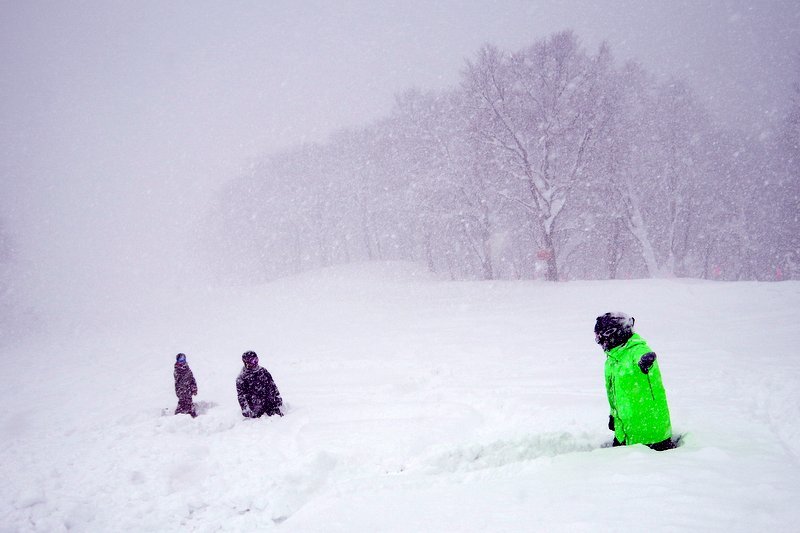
[245,407,282,418]
[175,397,197,418]
[647,437,676,451]
[613,437,675,451]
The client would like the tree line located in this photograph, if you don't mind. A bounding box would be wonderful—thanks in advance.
[206,31,799,283]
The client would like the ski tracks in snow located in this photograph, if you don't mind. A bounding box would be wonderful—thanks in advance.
[418,432,604,474]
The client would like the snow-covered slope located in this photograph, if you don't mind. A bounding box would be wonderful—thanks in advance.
[2,263,799,531]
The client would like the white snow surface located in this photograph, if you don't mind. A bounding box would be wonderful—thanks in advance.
[2,262,799,532]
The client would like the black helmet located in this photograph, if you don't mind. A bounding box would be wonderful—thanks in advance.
[594,312,634,351]
[242,351,259,367]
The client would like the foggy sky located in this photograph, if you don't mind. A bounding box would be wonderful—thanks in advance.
[1,0,798,317]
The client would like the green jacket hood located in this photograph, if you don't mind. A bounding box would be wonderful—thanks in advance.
[606,333,647,359]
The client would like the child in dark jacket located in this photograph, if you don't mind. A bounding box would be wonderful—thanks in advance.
[236,351,283,418]
[174,353,198,417]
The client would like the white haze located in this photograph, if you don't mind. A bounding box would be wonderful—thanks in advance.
[0,0,798,332]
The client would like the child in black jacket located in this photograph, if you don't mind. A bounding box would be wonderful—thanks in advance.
[173,353,198,417]
[236,351,283,418]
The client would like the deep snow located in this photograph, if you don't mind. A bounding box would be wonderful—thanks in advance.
[2,262,799,531]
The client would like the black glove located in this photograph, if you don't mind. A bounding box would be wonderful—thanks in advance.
[638,352,657,374]
[608,415,615,431]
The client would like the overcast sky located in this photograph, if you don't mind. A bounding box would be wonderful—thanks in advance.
[1,0,798,314]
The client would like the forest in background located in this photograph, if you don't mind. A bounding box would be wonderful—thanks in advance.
[206,31,800,283]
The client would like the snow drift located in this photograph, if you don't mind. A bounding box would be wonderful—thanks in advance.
[1,263,798,531]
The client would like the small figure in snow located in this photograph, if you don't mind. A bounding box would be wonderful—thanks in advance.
[594,313,674,450]
[174,353,198,417]
[236,351,283,418]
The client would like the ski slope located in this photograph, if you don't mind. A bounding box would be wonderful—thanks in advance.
[2,262,799,531]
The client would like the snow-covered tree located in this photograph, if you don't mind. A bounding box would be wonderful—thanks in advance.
[204,31,797,283]
[0,216,18,341]
[389,89,506,279]
[777,65,800,278]
[461,32,614,280]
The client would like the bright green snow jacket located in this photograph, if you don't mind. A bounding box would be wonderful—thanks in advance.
[605,333,672,445]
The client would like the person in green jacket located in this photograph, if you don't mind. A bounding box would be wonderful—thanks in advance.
[595,312,674,451]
